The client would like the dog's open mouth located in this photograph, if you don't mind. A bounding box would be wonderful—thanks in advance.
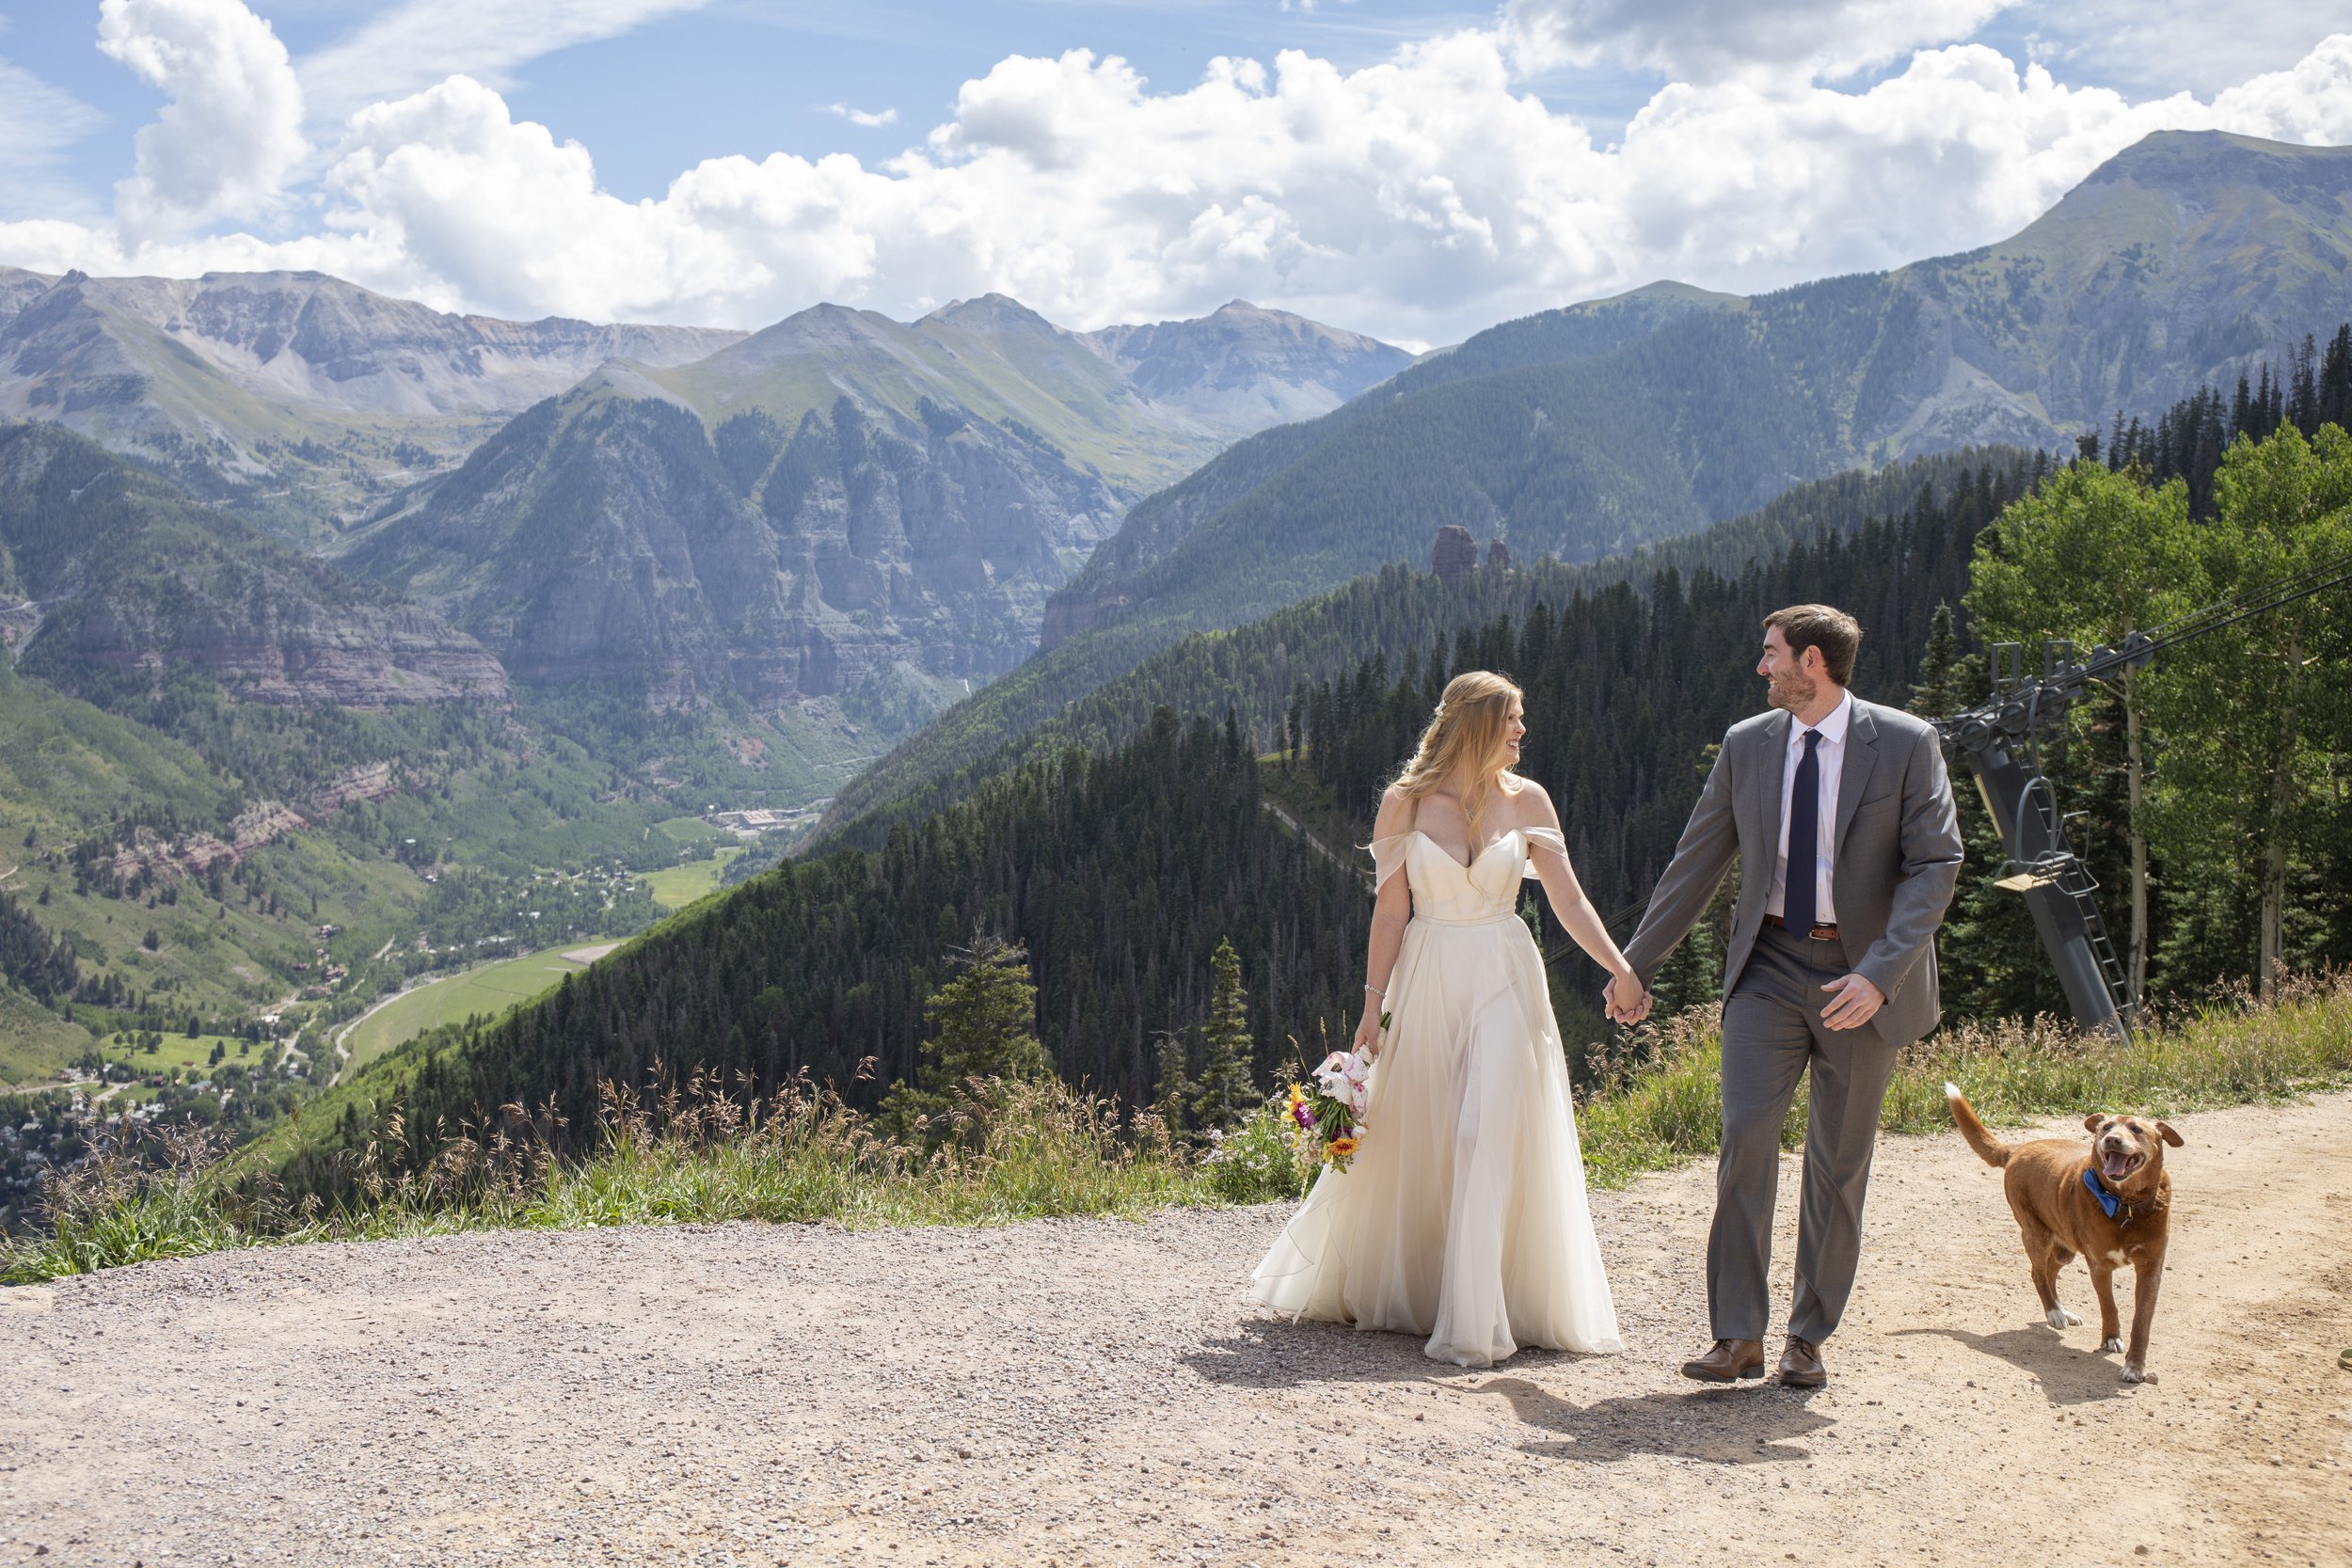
[2099,1147,2146,1183]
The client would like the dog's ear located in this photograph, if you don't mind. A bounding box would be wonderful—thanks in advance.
[2154,1120,2184,1148]
[2083,1114,2106,1133]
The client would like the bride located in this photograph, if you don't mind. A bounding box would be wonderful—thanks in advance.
[1249,671,1631,1367]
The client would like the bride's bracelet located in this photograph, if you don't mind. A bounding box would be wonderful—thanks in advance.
[1364,982,1385,1000]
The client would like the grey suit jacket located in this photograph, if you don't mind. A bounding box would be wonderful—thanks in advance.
[1621,696,1965,1048]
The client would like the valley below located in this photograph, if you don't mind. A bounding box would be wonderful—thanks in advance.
[1,1095,2343,1567]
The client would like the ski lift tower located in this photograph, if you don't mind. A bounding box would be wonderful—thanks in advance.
[1933,634,2154,1039]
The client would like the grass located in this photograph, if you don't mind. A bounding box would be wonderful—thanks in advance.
[0,988,92,1089]
[98,1032,267,1094]
[640,848,744,911]
[4,1074,1200,1282]
[7,973,2350,1285]
[1579,971,2352,1188]
[337,942,609,1076]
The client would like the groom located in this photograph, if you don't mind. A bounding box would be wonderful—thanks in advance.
[1608,605,1963,1388]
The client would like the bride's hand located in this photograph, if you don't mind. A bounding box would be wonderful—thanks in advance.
[1352,1008,1382,1059]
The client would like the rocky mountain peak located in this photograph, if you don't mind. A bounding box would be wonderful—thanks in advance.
[924,293,1062,337]
[1080,300,1412,425]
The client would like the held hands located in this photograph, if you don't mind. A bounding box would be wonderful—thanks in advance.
[1602,968,1652,1025]
[1819,973,1885,1031]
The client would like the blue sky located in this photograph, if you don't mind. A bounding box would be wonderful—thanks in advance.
[5,4,1535,207]
[1,3,2346,345]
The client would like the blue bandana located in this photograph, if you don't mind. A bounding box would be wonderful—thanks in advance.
[2082,1165,2122,1220]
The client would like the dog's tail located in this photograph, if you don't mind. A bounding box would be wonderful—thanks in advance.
[1945,1082,2011,1168]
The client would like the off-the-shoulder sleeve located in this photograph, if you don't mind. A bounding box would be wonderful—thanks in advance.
[1521,826,1568,879]
[1365,833,1413,895]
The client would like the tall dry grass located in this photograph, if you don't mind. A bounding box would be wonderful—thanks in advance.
[1579,969,2352,1188]
[3,1072,1204,1282]
[7,974,2349,1283]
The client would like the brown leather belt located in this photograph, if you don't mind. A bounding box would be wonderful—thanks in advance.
[1764,913,1842,941]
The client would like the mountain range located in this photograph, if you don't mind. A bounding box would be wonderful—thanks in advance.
[0,261,1409,736]
[0,266,742,542]
[337,294,1408,717]
[819,130,2352,834]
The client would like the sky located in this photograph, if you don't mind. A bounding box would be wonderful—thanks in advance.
[0,2,2347,349]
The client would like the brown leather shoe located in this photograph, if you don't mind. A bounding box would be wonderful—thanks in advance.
[1778,1336,1827,1388]
[1680,1338,1766,1382]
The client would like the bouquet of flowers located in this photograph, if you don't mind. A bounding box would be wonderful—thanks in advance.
[1285,1016,1380,1174]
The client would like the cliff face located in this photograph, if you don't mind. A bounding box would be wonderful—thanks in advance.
[349,384,1120,706]
[0,423,507,708]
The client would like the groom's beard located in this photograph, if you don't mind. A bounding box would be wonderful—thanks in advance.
[1766,672,1819,713]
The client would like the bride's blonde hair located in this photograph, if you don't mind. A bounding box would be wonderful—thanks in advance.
[1392,671,1522,836]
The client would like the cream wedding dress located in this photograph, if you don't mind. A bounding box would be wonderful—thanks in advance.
[1248,825,1623,1368]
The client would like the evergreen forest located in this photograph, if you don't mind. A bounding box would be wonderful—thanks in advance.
[273,334,2352,1201]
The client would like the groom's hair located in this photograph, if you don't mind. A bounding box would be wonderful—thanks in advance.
[1763,604,1861,686]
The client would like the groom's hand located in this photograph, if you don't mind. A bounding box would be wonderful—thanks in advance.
[1603,972,1651,1024]
[1819,973,1885,1031]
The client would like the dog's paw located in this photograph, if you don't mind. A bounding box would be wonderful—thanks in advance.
[2120,1363,2153,1385]
[2100,1336,2124,1354]
[2046,1307,2082,1329]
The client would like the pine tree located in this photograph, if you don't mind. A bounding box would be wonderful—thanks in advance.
[879,936,1050,1142]
[1151,1026,1191,1135]
[1908,602,1962,718]
[921,937,1050,1084]
[1191,938,1255,1131]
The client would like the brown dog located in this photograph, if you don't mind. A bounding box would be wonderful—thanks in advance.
[1945,1083,2182,1384]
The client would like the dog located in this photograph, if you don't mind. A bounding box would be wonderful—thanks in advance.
[1944,1083,2182,1384]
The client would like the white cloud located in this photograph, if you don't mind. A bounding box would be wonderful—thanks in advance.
[8,22,2352,345]
[97,0,306,244]
[0,56,109,222]
[2209,34,2352,145]
[2015,4,2344,101]
[825,103,899,129]
[299,0,713,123]
[1505,0,2018,82]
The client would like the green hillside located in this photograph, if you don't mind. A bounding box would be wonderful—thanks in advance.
[0,657,429,1088]
[817,446,2041,847]
[261,707,1372,1200]
[0,437,823,1101]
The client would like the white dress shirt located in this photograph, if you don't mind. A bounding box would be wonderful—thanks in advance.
[1766,689,1852,926]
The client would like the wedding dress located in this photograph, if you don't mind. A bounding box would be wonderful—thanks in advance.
[1248,825,1623,1368]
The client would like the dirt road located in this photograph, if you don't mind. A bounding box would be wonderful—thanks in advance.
[3,1096,2346,1567]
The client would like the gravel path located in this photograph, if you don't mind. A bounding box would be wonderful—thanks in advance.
[3,1095,2347,1568]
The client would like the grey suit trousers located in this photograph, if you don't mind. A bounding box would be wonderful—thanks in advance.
[1711,923,1899,1345]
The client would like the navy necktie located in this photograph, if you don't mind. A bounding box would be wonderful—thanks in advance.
[1786,728,1823,933]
